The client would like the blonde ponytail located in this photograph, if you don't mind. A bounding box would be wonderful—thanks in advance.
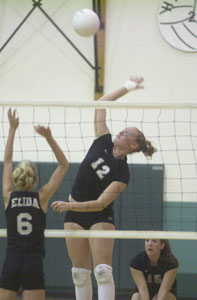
[13,160,38,191]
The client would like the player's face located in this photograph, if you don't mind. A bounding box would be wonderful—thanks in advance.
[113,127,138,152]
[145,239,164,257]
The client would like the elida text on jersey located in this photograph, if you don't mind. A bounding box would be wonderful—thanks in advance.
[11,197,40,209]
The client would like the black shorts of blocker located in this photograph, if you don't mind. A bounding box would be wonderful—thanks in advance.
[0,251,45,291]
[64,208,115,230]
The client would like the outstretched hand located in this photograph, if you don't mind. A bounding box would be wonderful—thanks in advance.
[8,108,19,129]
[129,76,144,89]
[51,201,70,213]
[34,125,52,139]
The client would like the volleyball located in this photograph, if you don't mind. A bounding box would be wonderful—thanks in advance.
[72,8,100,37]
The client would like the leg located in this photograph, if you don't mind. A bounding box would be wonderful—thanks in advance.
[64,223,92,268]
[21,254,45,300]
[0,253,21,300]
[90,222,115,300]
[0,288,17,300]
[64,222,92,300]
[152,292,177,300]
[22,290,45,300]
[131,293,140,300]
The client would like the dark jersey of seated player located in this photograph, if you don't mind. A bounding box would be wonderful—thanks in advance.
[130,250,178,296]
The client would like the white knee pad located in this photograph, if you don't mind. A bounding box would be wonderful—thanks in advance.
[72,267,92,287]
[94,264,113,285]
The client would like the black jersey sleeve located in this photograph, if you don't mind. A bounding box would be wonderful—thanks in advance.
[163,259,179,272]
[113,160,130,184]
[130,252,145,271]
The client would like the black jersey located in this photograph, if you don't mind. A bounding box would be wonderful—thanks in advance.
[5,191,46,256]
[71,134,130,210]
[130,251,178,296]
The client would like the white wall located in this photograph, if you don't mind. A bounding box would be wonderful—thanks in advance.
[0,0,197,203]
[0,0,95,101]
[105,0,197,102]
[0,0,196,102]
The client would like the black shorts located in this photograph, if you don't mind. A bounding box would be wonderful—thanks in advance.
[64,208,115,230]
[0,251,45,291]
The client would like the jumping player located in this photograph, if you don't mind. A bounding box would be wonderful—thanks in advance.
[52,76,157,300]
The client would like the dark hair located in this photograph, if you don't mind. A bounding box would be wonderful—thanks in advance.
[134,129,157,159]
[160,239,179,266]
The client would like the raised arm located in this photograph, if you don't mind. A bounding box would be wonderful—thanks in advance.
[51,181,126,213]
[35,126,69,209]
[130,267,150,300]
[94,76,144,138]
[157,268,178,300]
[3,109,19,208]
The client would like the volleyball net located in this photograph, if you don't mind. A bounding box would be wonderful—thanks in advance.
[0,100,197,240]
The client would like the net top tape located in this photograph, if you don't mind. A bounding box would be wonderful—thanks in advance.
[0,229,197,240]
[1,101,197,109]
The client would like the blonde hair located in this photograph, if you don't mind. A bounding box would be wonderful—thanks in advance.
[130,128,157,159]
[13,160,38,191]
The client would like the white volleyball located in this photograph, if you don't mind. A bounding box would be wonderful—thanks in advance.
[73,8,100,37]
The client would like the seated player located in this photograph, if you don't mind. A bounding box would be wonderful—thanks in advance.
[130,239,179,300]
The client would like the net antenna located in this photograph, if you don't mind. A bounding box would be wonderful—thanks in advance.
[0,0,103,93]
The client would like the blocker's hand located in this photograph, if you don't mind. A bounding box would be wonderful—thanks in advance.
[8,108,19,129]
[51,201,70,212]
[34,125,52,139]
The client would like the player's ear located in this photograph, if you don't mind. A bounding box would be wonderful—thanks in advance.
[34,175,39,184]
[130,142,138,150]
[160,242,165,250]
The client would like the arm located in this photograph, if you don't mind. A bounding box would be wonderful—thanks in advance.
[36,126,69,207]
[130,267,150,300]
[157,268,178,300]
[2,109,19,207]
[51,181,127,212]
[94,76,144,138]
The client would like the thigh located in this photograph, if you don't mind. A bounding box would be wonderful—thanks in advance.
[64,222,92,269]
[0,288,17,300]
[152,292,176,300]
[89,222,115,267]
[22,255,45,290]
[131,293,140,300]
[22,290,45,300]
[0,253,22,292]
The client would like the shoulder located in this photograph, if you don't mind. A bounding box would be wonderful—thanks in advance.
[160,255,179,271]
[95,133,112,144]
[130,251,147,270]
[31,191,39,198]
[165,258,179,270]
[90,134,113,153]
[5,191,15,209]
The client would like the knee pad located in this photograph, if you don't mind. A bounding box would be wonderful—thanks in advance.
[94,264,113,285]
[72,267,92,287]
